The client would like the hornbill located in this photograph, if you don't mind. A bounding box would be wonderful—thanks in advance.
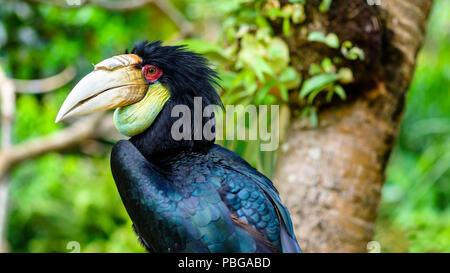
[56,41,301,253]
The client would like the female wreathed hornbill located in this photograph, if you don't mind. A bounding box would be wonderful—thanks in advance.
[56,41,301,253]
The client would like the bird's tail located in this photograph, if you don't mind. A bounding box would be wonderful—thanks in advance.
[280,223,302,253]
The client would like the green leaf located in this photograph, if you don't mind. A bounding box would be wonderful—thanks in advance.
[253,56,274,81]
[299,73,339,98]
[232,69,251,88]
[338,67,354,83]
[279,83,289,102]
[282,16,291,37]
[325,33,340,49]
[262,94,278,105]
[215,0,246,13]
[236,34,273,80]
[334,84,347,100]
[326,89,334,102]
[181,39,226,58]
[319,0,333,13]
[309,63,322,75]
[301,107,319,127]
[307,31,327,43]
[341,41,365,60]
[291,3,306,24]
[223,90,250,105]
[265,8,284,20]
[309,108,319,127]
[289,0,306,3]
[281,4,294,18]
[255,16,272,31]
[308,32,339,49]
[342,40,353,48]
[256,27,271,43]
[348,47,365,60]
[279,67,302,89]
[321,58,334,73]
[300,106,311,118]
[255,80,277,105]
[307,87,324,104]
[267,37,290,74]
[231,69,258,95]
[219,71,238,91]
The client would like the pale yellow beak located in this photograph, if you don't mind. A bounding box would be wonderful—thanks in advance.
[55,54,148,122]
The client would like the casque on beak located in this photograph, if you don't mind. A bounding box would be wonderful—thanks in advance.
[55,54,148,122]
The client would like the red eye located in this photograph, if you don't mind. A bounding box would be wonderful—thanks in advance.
[142,64,163,83]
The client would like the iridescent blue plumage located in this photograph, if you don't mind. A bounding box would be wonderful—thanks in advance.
[111,141,301,253]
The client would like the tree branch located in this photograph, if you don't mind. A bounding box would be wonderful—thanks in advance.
[0,63,15,253]
[0,113,106,178]
[13,66,76,94]
[25,0,194,35]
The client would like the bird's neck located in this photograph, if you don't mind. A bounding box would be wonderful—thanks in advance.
[129,97,216,161]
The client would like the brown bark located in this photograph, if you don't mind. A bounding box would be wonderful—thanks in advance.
[274,0,434,252]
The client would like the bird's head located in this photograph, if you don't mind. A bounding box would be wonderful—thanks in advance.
[56,40,222,138]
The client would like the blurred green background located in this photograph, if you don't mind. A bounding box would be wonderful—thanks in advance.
[0,0,448,252]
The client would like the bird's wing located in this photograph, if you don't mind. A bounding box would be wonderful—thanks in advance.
[110,140,275,253]
[209,144,302,253]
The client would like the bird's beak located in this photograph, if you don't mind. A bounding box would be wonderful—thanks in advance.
[56,54,148,122]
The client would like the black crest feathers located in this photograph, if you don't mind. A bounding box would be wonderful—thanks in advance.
[131,40,223,108]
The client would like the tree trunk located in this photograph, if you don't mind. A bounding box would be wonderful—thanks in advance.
[274,0,434,252]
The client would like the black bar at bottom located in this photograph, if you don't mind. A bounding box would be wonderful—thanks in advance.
[0,253,447,272]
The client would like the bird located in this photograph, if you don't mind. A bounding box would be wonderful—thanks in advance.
[56,40,301,253]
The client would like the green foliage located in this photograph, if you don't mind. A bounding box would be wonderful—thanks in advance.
[307,31,340,49]
[374,0,450,253]
[181,0,306,173]
[183,29,299,106]
[340,41,365,61]
[299,58,350,118]
[216,0,365,126]
[187,2,292,105]
[318,0,333,13]
[9,153,144,253]
[182,0,366,129]
[299,73,339,102]
[0,0,178,252]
